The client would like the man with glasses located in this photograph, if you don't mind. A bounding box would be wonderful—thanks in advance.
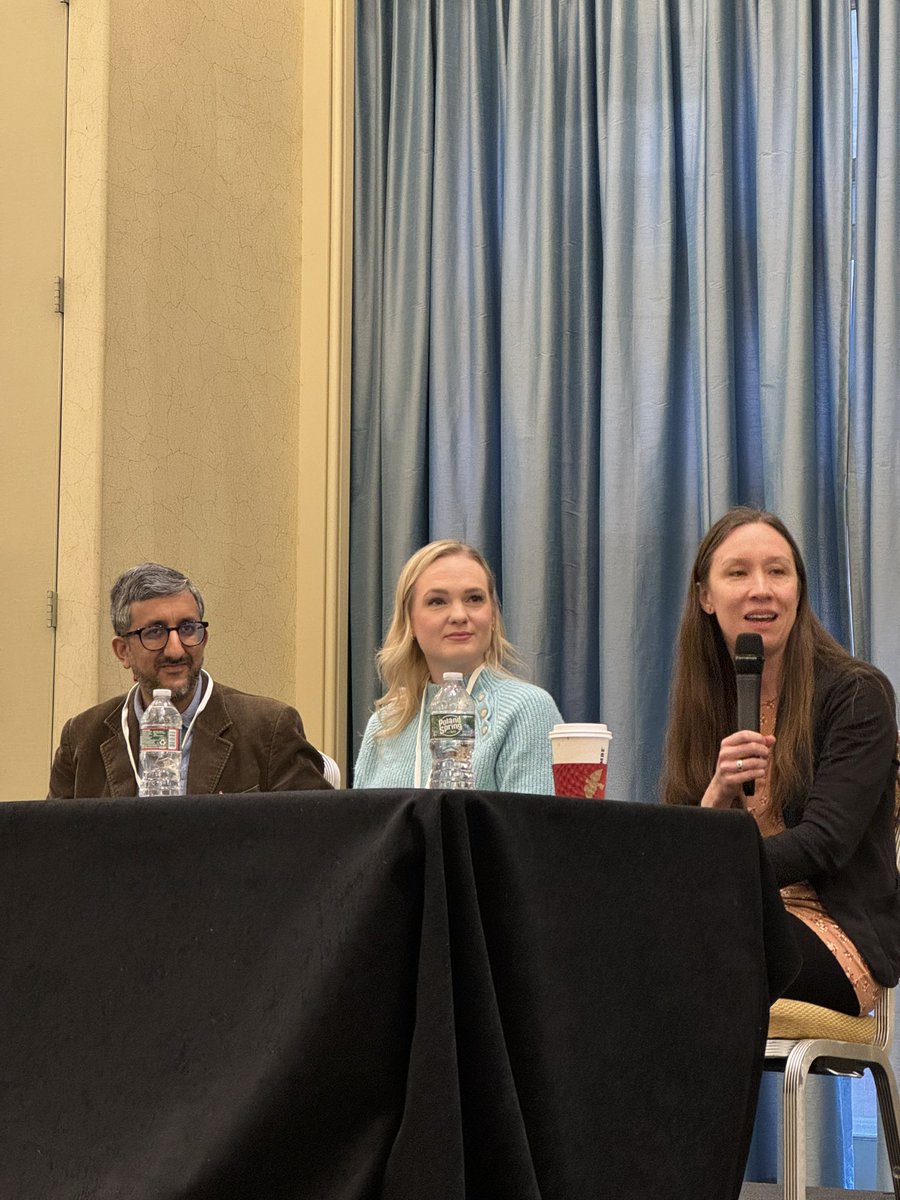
[48,563,332,797]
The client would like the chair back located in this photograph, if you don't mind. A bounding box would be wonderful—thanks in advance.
[321,753,341,788]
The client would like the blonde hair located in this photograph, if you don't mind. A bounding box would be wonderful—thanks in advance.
[374,540,519,736]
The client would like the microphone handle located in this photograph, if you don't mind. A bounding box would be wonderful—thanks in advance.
[735,673,761,798]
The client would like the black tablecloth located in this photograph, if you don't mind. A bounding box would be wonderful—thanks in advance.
[0,791,798,1200]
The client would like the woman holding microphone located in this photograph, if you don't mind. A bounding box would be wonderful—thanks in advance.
[662,507,899,1015]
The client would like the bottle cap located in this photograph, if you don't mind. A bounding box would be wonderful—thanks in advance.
[442,672,464,682]
[152,688,173,700]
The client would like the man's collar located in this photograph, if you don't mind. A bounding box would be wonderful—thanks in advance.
[179,673,207,727]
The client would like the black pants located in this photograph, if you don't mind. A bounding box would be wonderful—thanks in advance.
[780,913,861,1015]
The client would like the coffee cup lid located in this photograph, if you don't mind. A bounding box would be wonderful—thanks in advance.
[549,723,612,738]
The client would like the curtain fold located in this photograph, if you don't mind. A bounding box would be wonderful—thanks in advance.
[850,0,900,677]
[855,9,900,1189]
[499,0,602,716]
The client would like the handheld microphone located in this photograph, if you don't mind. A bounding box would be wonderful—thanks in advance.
[734,632,764,797]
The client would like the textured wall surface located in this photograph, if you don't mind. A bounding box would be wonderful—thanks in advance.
[97,0,305,703]
[59,0,308,731]
[57,0,350,758]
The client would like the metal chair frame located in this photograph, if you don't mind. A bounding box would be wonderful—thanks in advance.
[763,805,900,1199]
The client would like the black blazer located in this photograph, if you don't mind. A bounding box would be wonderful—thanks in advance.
[766,660,899,987]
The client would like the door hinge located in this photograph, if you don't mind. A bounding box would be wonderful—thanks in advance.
[46,589,58,629]
[54,276,64,314]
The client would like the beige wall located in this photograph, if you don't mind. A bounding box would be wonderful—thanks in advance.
[56,0,351,767]
[0,0,67,800]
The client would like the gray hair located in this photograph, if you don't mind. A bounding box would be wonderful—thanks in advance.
[109,563,205,635]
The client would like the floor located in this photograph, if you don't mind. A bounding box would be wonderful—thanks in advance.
[739,1185,893,1199]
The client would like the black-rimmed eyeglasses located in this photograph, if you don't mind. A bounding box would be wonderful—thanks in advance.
[120,620,209,650]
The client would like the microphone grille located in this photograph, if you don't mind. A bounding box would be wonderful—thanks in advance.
[734,632,764,672]
[735,633,764,658]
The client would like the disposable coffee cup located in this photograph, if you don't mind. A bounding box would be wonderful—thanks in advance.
[549,723,613,799]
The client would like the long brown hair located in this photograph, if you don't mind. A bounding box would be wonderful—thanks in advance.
[373,540,519,736]
[662,507,861,814]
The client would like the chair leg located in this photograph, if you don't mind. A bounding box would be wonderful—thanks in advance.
[781,1046,811,1200]
[870,1060,900,1199]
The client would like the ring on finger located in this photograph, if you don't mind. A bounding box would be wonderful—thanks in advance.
[736,759,743,771]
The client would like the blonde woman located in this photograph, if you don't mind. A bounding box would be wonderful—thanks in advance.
[354,540,562,793]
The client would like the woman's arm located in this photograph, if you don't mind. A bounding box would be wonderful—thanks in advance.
[765,669,897,886]
[491,682,563,796]
[352,712,382,788]
[352,709,419,789]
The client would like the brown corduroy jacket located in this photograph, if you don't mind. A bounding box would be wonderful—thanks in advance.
[48,681,331,798]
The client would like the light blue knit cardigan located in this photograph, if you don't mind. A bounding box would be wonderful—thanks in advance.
[353,666,562,794]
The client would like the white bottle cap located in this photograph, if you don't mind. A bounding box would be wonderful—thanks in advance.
[442,672,463,682]
[152,688,172,700]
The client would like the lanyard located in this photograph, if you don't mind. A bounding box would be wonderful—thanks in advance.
[121,670,215,788]
[413,663,485,788]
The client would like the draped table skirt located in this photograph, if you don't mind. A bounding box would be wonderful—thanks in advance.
[0,790,798,1200]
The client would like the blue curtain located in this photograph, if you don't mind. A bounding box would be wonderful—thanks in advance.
[350,0,898,1179]
[854,8,900,1191]
[849,0,900,678]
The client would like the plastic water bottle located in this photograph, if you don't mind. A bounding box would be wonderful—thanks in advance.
[139,688,183,796]
[428,672,476,789]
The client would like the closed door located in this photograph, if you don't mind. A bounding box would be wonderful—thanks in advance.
[0,0,68,799]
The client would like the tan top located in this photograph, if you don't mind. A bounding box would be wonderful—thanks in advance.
[747,697,881,1016]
